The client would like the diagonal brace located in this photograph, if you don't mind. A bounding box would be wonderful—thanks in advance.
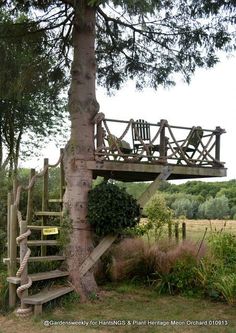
[137,165,172,208]
[80,235,116,277]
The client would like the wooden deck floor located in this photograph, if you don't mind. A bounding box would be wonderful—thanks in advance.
[87,160,227,182]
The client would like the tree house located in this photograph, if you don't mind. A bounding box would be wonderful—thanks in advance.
[3,115,226,316]
[92,115,226,182]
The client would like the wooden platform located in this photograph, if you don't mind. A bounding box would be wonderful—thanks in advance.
[87,161,227,182]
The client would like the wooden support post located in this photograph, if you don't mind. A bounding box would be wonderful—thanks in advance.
[182,222,186,241]
[137,166,172,208]
[20,220,29,309]
[7,193,13,258]
[174,223,179,244]
[13,178,18,202]
[34,304,42,316]
[9,204,17,308]
[26,169,35,225]
[41,159,49,256]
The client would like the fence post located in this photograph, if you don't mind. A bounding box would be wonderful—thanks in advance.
[174,222,179,244]
[9,204,17,308]
[182,222,186,241]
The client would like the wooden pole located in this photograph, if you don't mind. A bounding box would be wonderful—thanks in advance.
[7,193,13,258]
[215,126,221,161]
[97,122,104,148]
[60,148,65,225]
[19,220,29,309]
[41,159,49,256]
[9,204,17,308]
[182,222,186,241]
[26,169,35,225]
[159,119,167,163]
[174,222,179,244]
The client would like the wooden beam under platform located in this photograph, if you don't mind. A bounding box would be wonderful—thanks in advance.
[87,160,227,182]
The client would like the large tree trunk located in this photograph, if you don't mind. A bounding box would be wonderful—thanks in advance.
[63,2,99,299]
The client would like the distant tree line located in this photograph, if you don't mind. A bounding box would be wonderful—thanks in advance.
[118,179,236,220]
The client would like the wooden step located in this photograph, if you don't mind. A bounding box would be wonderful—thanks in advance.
[7,269,69,285]
[48,199,63,203]
[27,240,59,246]
[3,255,65,264]
[23,286,74,305]
[28,225,61,230]
[34,211,62,217]
[7,240,59,247]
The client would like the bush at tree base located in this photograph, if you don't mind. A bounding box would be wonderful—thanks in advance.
[87,182,141,236]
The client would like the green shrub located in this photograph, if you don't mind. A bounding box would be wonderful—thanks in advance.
[208,231,236,267]
[88,182,140,236]
[144,194,173,241]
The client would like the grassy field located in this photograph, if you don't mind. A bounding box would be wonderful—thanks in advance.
[0,283,236,333]
[180,219,236,242]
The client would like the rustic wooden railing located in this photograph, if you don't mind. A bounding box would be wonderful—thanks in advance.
[93,114,225,168]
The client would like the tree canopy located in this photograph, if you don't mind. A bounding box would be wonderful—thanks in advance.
[0,10,68,174]
[1,1,235,92]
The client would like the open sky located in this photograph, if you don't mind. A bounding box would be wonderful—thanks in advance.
[25,54,236,183]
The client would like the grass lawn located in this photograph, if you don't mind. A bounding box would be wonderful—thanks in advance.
[0,283,236,333]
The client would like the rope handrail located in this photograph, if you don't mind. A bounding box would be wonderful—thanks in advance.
[11,149,64,316]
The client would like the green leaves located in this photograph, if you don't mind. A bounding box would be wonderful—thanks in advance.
[0,10,68,173]
[87,181,141,236]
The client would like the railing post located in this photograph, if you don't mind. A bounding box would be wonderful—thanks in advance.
[41,158,49,256]
[159,119,167,163]
[9,203,17,308]
[215,126,221,162]
[26,169,35,226]
[7,192,13,258]
[60,148,65,225]
[97,121,104,148]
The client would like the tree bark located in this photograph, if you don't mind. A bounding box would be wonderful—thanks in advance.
[63,2,99,299]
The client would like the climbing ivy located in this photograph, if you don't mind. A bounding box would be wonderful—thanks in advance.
[88,182,140,236]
